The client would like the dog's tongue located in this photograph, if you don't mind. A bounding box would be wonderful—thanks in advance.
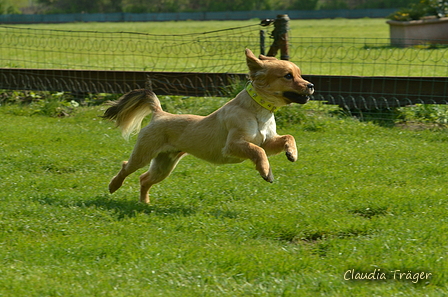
[283,92,309,104]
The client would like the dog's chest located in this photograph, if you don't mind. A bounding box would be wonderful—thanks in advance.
[256,113,276,144]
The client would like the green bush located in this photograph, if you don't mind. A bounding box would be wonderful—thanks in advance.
[0,91,79,117]
[29,92,79,117]
[388,0,448,21]
[275,100,343,130]
[397,104,448,127]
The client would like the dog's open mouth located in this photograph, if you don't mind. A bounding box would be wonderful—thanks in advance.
[283,92,310,104]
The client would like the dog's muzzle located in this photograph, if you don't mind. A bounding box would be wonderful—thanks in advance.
[283,92,310,104]
[283,83,314,104]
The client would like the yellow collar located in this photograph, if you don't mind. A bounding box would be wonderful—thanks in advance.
[245,81,280,112]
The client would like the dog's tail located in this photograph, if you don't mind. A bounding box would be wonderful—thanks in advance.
[102,89,162,140]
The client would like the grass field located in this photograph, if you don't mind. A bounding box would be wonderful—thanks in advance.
[1,18,447,76]
[1,97,447,296]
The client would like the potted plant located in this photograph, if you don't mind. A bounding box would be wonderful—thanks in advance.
[387,0,448,47]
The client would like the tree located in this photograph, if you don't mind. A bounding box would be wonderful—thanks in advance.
[37,0,121,13]
[0,0,21,14]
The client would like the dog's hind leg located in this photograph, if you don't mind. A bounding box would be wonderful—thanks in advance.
[139,151,186,204]
[109,143,159,195]
[109,158,152,194]
[109,161,131,194]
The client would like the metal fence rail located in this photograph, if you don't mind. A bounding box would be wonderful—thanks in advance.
[0,68,243,97]
[1,68,447,110]
[310,75,448,109]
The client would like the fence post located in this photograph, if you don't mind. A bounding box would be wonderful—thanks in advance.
[267,14,290,60]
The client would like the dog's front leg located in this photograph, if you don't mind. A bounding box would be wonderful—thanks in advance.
[263,135,298,162]
[223,138,273,183]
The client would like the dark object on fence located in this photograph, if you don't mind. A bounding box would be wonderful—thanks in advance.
[267,14,290,60]
[1,68,447,110]
[260,30,266,55]
[259,18,274,56]
[260,19,274,26]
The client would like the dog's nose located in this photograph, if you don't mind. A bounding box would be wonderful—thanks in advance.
[307,83,314,89]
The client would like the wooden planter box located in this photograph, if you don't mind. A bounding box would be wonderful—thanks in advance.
[387,17,448,47]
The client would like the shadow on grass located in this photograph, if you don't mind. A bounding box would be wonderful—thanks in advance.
[349,206,390,219]
[34,194,197,220]
[84,195,198,220]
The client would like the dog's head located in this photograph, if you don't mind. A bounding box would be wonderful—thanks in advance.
[245,48,314,106]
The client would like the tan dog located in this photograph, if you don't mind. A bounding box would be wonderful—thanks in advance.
[103,49,314,203]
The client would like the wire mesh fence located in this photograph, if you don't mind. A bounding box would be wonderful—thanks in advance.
[0,24,260,72]
[2,25,447,76]
[289,37,448,77]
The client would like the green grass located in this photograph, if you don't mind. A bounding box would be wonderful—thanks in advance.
[1,18,447,76]
[1,100,447,296]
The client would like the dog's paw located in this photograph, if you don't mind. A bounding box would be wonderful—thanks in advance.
[285,151,297,162]
[262,168,274,183]
[109,177,123,194]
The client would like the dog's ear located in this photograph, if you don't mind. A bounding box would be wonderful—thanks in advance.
[245,48,264,75]
[259,55,277,61]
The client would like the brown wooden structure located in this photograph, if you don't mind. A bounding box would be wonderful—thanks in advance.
[1,68,447,110]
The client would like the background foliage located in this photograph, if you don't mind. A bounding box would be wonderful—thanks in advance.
[388,0,448,21]
[3,0,421,14]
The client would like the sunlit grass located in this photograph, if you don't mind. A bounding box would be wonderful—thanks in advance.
[0,101,447,296]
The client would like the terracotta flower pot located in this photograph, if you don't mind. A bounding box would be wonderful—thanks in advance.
[387,17,448,47]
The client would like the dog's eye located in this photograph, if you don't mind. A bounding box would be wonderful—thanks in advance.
[284,73,293,80]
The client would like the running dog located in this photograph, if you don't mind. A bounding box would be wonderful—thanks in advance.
[102,49,314,203]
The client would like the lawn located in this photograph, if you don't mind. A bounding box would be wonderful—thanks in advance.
[0,99,447,296]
